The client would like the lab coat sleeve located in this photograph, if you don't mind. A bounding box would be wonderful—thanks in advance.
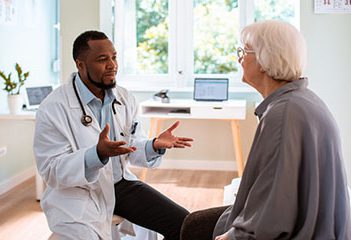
[85,145,107,181]
[34,107,98,189]
[145,139,165,161]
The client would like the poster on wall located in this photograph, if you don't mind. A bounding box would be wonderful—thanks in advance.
[0,0,17,25]
[315,0,351,13]
[24,0,39,28]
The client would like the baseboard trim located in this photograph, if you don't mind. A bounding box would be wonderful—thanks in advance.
[0,167,35,195]
[158,159,237,171]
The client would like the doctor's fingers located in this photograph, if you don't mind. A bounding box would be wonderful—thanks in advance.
[111,146,137,156]
[99,124,111,139]
[165,121,180,132]
[177,137,194,142]
[173,141,192,148]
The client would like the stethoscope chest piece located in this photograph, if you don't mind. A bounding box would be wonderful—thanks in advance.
[73,76,94,127]
[81,115,93,126]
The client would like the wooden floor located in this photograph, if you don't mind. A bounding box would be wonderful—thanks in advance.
[0,168,236,240]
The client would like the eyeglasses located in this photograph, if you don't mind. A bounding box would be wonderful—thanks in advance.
[237,47,255,60]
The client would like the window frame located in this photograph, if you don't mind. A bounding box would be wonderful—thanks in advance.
[112,0,300,91]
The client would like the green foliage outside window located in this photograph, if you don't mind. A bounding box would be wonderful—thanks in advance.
[193,0,239,74]
[136,0,168,74]
[133,0,295,75]
[254,0,295,22]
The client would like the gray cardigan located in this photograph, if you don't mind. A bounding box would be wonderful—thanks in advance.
[213,79,351,239]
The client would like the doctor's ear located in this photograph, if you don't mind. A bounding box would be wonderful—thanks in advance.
[75,60,85,71]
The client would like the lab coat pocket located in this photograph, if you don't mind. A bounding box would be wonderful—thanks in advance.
[66,197,89,221]
[85,190,106,223]
[59,187,89,221]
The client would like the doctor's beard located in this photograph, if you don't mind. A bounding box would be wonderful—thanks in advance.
[87,71,116,90]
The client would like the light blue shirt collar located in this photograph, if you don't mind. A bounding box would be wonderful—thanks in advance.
[74,73,116,105]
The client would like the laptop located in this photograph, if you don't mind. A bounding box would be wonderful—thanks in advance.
[193,78,229,101]
[24,85,53,110]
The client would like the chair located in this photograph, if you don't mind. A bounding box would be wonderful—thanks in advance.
[48,215,125,240]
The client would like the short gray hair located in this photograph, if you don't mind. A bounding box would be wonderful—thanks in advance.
[241,20,307,81]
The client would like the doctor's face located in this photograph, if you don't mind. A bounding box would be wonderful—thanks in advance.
[77,39,118,89]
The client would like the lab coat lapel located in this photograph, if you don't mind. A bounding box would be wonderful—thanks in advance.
[66,73,101,133]
[113,100,127,136]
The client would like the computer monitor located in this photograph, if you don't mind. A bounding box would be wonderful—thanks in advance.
[24,86,53,109]
[193,78,229,101]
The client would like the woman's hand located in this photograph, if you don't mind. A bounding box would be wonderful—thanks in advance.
[215,232,230,240]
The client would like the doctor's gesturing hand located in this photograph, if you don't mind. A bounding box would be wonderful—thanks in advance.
[153,121,193,150]
[97,123,137,160]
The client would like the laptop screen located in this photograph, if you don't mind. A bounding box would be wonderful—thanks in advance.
[25,86,53,109]
[193,78,229,101]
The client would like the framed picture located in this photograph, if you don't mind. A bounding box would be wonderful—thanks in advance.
[315,0,351,13]
[0,0,18,26]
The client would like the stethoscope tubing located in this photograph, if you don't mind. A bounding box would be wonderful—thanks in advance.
[72,76,93,126]
[72,75,133,137]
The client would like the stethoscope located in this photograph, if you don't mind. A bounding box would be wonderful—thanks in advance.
[72,75,122,126]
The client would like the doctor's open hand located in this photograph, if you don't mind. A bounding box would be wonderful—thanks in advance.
[153,121,193,150]
[97,123,137,160]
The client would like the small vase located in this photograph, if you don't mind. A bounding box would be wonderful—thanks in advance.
[8,94,23,114]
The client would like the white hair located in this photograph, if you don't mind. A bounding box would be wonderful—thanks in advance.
[241,20,307,81]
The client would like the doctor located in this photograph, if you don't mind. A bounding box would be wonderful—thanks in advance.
[34,30,193,240]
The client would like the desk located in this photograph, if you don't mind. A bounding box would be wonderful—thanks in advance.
[0,112,39,198]
[139,99,247,177]
[0,111,36,120]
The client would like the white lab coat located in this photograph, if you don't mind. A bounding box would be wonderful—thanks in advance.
[34,73,161,240]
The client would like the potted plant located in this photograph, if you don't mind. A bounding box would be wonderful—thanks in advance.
[0,63,29,114]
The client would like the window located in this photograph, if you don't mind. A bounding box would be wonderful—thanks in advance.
[113,0,299,90]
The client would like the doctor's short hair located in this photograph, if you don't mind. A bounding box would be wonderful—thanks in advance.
[73,30,108,61]
[241,20,307,81]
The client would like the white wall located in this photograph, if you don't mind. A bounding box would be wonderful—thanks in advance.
[0,119,36,194]
[60,0,100,81]
[300,2,351,185]
[0,0,57,191]
[0,0,57,112]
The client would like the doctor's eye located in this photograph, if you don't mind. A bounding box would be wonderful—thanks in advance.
[97,58,108,63]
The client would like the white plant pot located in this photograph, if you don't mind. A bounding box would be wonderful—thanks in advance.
[8,94,23,114]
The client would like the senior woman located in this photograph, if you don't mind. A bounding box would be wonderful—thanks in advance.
[180,20,351,240]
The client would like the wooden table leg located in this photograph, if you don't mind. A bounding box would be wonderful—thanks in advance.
[148,118,157,138]
[155,118,164,136]
[230,120,244,177]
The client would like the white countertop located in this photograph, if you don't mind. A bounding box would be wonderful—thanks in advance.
[0,111,36,120]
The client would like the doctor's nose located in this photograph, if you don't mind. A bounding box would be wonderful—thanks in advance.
[107,58,118,70]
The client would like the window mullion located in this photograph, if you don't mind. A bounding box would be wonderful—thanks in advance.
[239,0,254,30]
[114,0,126,76]
[174,0,193,88]
[169,0,177,86]
[175,0,185,88]
[183,0,194,87]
